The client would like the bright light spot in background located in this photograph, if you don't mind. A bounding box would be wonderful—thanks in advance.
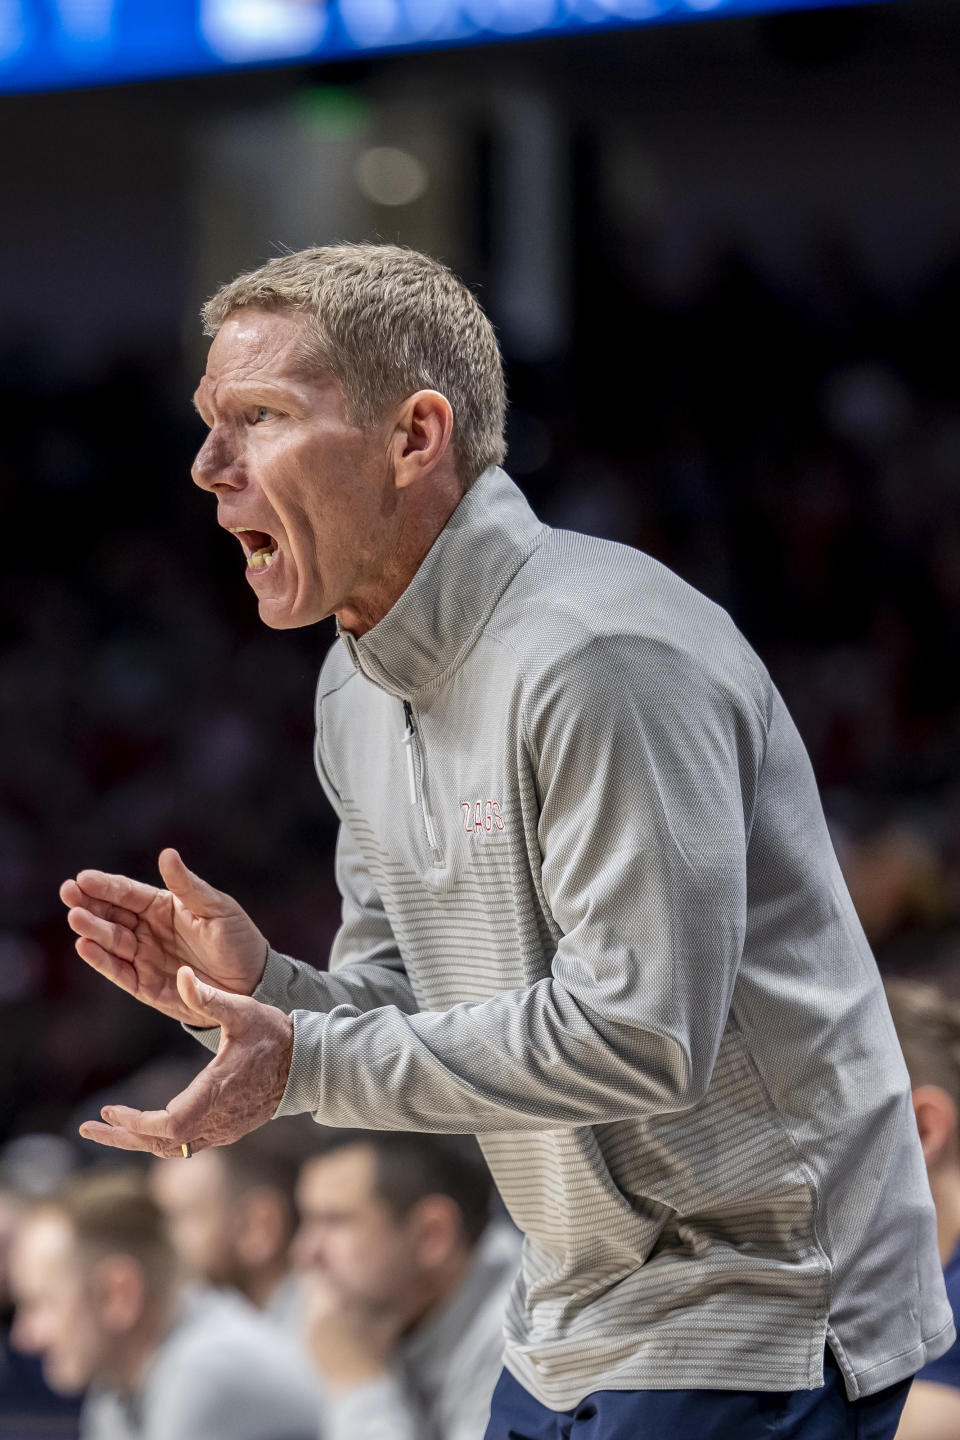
[53,0,116,45]
[355,146,430,206]
[463,0,557,37]
[0,0,27,63]
[201,0,328,63]
[339,0,399,46]
[402,0,464,41]
[568,0,666,19]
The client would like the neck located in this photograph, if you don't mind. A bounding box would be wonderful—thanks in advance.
[337,477,463,638]
[929,1168,960,1265]
[105,1292,177,1394]
[407,1245,475,1335]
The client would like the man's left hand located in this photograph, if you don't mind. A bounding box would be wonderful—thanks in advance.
[78,966,294,1158]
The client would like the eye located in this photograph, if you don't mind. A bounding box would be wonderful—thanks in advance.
[249,405,272,424]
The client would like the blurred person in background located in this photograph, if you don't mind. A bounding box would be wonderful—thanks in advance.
[0,1139,83,1434]
[60,243,950,1439]
[149,1116,313,1332]
[8,1168,320,1440]
[886,981,960,1440]
[295,1131,520,1440]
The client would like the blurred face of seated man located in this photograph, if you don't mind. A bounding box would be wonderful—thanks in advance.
[150,1150,238,1292]
[190,306,461,639]
[293,1140,475,1393]
[149,1143,295,1312]
[9,1189,173,1398]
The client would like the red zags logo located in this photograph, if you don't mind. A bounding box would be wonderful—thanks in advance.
[460,800,505,834]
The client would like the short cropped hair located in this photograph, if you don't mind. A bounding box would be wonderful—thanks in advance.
[886,979,960,1108]
[312,1131,493,1247]
[40,1168,177,1299]
[201,244,507,489]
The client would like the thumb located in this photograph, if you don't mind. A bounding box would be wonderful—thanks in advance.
[158,848,229,917]
[176,966,244,1031]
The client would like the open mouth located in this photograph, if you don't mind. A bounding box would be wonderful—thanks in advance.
[230,528,279,571]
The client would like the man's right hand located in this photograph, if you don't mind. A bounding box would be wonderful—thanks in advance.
[60,848,269,1025]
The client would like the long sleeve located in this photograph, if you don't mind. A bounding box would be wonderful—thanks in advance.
[276,633,768,1132]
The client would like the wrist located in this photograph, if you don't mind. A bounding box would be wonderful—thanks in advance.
[250,937,269,994]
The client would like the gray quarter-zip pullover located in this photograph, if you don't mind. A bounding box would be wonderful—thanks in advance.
[202,466,952,1409]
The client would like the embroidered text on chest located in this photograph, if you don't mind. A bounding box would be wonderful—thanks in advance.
[460,799,505,834]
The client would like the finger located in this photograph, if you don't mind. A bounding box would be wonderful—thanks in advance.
[72,868,162,916]
[158,849,231,920]
[99,1103,179,1140]
[73,937,141,996]
[176,966,247,1033]
[66,907,138,961]
[60,880,139,930]
[101,1068,218,1146]
[78,1121,184,1159]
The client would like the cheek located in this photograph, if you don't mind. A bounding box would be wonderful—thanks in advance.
[47,1300,100,1385]
[284,493,324,567]
[354,1234,407,1289]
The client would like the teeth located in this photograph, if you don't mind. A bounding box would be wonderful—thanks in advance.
[249,547,277,570]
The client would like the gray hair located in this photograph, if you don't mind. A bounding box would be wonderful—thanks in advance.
[201,243,507,488]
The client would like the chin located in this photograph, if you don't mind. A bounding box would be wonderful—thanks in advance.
[44,1360,88,1398]
[257,599,326,631]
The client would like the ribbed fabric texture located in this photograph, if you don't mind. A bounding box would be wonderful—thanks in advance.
[251,467,952,1409]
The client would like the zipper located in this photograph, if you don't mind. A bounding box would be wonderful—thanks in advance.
[401,701,418,805]
[401,700,441,860]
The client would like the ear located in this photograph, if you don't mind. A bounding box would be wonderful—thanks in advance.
[234,1188,290,1269]
[89,1255,147,1334]
[390,391,455,490]
[913,1084,958,1169]
[408,1194,463,1272]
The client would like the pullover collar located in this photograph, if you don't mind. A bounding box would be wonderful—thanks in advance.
[337,466,546,698]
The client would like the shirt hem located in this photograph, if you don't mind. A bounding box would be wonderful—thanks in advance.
[501,1316,957,1411]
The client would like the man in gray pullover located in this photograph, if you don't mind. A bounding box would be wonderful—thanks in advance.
[61,244,952,1438]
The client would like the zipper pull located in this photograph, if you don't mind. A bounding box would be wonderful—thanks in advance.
[401,701,418,806]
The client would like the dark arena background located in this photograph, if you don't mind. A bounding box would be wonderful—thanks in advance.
[2,0,960,1428]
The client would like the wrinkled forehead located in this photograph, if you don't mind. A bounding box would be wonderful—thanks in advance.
[194,305,335,410]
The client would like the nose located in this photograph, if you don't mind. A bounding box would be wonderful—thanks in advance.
[191,428,243,494]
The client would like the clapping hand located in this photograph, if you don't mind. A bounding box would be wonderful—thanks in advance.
[60,848,269,1023]
[77,964,294,1158]
[61,849,294,1157]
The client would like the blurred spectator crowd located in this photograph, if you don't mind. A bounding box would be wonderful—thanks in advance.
[0,1120,520,1439]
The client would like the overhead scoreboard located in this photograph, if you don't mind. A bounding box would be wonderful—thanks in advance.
[1,0,888,93]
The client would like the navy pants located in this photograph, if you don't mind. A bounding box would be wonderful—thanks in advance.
[484,1353,912,1440]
